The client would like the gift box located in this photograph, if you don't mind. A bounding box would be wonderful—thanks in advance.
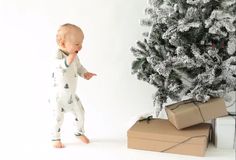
[224,91,236,113]
[212,116,236,149]
[127,119,211,156]
[165,98,228,129]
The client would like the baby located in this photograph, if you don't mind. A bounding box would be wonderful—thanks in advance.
[49,23,96,148]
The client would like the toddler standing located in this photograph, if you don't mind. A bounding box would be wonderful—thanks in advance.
[49,23,96,148]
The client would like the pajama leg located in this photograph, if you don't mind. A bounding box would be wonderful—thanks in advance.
[52,106,65,141]
[73,95,85,136]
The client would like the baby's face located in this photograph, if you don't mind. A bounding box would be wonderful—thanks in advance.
[64,29,84,54]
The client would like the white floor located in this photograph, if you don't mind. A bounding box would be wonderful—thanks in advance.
[0,99,234,160]
[1,135,234,160]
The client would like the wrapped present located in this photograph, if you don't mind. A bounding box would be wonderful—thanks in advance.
[212,116,236,149]
[165,98,228,129]
[127,118,211,157]
[224,91,236,113]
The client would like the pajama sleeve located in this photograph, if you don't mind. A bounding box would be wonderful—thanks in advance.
[76,57,88,78]
[53,51,70,71]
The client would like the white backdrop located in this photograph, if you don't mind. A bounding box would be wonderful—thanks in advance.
[0,1,235,160]
[0,0,157,146]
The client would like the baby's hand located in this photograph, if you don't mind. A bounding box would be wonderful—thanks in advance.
[67,53,77,65]
[84,72,97,80]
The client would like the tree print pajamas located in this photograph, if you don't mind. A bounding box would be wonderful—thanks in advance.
[49,50,87,141]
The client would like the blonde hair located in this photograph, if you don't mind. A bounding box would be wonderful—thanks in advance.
[56,23,83,45]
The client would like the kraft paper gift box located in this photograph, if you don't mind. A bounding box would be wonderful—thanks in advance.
[127,119,211,157]
[212,116,236,149]
[165,98,228,129]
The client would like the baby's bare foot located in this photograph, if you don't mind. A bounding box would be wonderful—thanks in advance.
[52,140,65,148]
[77,135,90,144]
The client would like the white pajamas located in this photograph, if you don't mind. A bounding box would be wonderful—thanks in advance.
[49,49,87,141]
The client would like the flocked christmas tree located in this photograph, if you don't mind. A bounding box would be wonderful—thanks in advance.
[131,0,236,117]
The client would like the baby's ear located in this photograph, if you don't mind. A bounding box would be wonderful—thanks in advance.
[59,40,65,48]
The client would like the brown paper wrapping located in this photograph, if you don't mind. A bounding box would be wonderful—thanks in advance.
[165,98,228,129]
[127,119,211,156]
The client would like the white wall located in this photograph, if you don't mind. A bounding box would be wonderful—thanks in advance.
[0,0,157,145]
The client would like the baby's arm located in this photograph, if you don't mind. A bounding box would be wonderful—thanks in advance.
[76,57,97,80]
[54,52,77,70]
[66,53,77,65]
[76,57,88,77]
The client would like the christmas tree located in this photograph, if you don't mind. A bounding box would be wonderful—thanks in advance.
[131,0,236,117]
